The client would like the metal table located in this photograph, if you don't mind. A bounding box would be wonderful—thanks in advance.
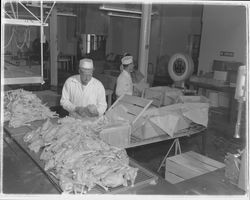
[129,123,207,150]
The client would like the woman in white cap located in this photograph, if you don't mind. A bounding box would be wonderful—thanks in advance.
[115,55,135,98]
[60,58,107,118]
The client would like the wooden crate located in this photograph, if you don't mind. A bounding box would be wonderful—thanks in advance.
[165,151,225,184]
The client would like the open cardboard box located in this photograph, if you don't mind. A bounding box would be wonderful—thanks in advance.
[132,100,209,140]
[144,86,183,106]
[99,94,153,148]
[99,94,209,146]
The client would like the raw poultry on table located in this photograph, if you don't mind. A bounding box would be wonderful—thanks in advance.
[23,116,138,194]
[4,89,58,128]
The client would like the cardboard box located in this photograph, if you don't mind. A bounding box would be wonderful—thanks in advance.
[149,112,191,137]
[165,151,225,184]
[101,95,152,146]
[133,102,209,140]
[176,95,210,104]
[100,123,131,148]
[133,110,191,139]
[144,88,164,107]
[213,71,228,81]
[145,86,183,106]
[132,118,167,139]
[212,60,242,72]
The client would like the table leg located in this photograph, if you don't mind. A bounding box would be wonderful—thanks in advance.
[201,130,207,155]
[157,139,180,172]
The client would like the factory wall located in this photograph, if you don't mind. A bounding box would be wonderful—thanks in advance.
[198,5,247,74]
[54,3,203,73]
[158,16,201,57]
[57,17,77,56]
[107,12,202,72]
[106,17,141,61]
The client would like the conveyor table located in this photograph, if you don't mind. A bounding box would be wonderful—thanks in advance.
[3,119,179,194]
[3,120,245,195]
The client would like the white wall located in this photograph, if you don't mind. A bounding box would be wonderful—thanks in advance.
[57,17,77,55]
[159,16,201,57]
[107,17,140,60]
[107,15,201,68]
[122,18,141,61]
[198,5,247,73]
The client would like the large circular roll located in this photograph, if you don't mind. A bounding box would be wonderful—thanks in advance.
[168,53,194,82]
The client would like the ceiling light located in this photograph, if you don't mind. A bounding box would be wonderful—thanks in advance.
[99,5,142,14]
[107,12,141,19]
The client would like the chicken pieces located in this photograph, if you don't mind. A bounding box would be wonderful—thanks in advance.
[23,117,138,193]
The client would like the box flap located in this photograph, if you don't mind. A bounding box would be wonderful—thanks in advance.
[106,94,153,125]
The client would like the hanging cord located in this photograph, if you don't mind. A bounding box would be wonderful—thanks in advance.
[14,27,28,50]
[25,28,31,48]
[4,27,15,48]
[5,27,31,50]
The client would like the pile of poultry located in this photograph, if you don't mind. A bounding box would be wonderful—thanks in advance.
[23,117,138,194]
[4,89,58,128]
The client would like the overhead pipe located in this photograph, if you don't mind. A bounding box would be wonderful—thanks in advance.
[138,4,152,82]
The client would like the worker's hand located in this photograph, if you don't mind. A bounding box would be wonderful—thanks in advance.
[75,105,98,117]
[70,111,83,119]
[86,104,99,117]
[75,106,88,117]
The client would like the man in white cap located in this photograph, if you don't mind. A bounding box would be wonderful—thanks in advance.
[115,55,135,98]
[60,58,107,118]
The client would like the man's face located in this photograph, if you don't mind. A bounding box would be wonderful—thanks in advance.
[79,68,93,85]
[128,63,135,73]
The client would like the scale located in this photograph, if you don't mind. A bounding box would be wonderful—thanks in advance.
[168,53,195,94]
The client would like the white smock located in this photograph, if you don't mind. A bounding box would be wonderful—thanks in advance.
[116,70,133,97]
[60,75,107,116]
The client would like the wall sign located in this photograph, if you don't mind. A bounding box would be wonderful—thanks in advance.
[220,51,234,57]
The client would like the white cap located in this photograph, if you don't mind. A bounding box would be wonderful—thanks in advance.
[79,58,93,70]
[121,56,133,65]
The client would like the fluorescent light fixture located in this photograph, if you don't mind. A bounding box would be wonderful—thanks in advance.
[57,12,77,17]
[107,12,141,19]
[99,5,142,14]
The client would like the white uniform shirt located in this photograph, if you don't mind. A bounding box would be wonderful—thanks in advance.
[60,75,107,116]
[116,70,133,97]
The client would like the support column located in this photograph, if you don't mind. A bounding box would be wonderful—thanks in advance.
[138,4,152,82]
[49,8,58,89]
